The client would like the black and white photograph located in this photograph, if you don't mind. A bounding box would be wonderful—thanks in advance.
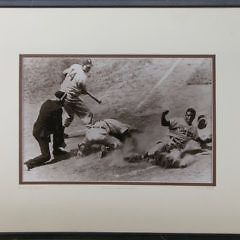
[20,55,215,185]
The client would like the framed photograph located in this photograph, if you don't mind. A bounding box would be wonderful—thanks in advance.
[1,0,240,237]
[20,54,215,185]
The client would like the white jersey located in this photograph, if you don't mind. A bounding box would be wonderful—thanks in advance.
[168,117,199,147]
[60,64,87,100]
[85,119,131,141]
[93,119,130,135]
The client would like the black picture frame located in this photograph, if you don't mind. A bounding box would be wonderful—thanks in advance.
[0,0,239,7]
[0,232,240,240]
[1,1,239,239]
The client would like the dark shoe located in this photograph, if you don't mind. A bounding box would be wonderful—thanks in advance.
[53,148,68,156]
[100,149,108,158]
[100,146,111,158]
[77,144,86,157]
[24,161,35,171]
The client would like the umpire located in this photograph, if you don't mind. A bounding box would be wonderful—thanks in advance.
[24,91,68,170]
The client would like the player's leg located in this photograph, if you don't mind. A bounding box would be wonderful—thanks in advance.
[24,137,51,170]
[146,141,166,158]
[72,99,93,125]
[63,102,75,127]
[52,133,67,156]
[98,135,123,157]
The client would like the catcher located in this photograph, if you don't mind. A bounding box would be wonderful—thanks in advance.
[125,108,212,168]
[76,118,137,158]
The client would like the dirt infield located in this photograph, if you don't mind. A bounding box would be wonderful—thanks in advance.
[21,57,214,184]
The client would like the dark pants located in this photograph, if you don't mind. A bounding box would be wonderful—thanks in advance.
[27,133,62,166]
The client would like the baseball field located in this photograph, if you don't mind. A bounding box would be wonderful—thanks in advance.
[21,56,214,184]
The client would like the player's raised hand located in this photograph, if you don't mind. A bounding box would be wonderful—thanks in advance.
[162,110,169,115]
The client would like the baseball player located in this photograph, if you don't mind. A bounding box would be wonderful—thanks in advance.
[77,119,137,158]
[24,91,67,170]
[60,59,94,130]
[125,108,212,168]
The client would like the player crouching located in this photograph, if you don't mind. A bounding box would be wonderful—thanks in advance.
[76,119,138,158]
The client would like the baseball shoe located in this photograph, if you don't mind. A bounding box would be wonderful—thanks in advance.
[24,161,35,171]
[24,160,43,170]
[100,150,108,158]
[100,146,111,158]
[77,144,87,157]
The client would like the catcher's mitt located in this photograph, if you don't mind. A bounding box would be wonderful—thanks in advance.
[197,115,207,129]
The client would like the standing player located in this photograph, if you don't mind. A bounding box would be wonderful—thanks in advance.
[60,59,94,131]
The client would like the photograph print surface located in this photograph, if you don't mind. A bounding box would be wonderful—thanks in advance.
[20,55,215,185]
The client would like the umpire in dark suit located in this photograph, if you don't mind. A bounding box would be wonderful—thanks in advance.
[24,91,68,170]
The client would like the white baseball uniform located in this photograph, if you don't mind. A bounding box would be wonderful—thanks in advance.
[60,64,92,126]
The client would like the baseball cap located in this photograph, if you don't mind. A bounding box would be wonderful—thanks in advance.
[82,58,93,66]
